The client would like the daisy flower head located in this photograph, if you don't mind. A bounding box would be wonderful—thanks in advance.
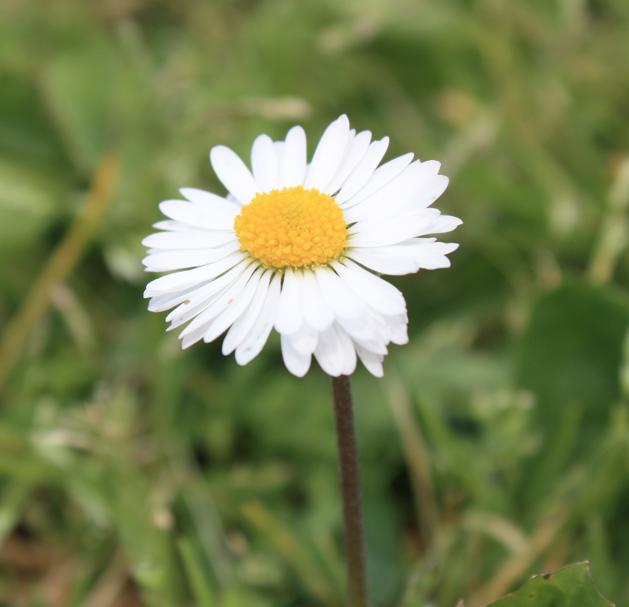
[143,115,461,378]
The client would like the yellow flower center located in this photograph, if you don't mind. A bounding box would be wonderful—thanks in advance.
[234,186,348,268]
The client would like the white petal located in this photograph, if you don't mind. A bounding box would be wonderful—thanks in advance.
[341,153,413,209]
[365,309,392,345]
[424,214,462,234]
[152,220,205,232]
[323,130,371,196]
[304,115,350,190]
[347,248,417,275]
[281,334,312,377]
[179,263,258,338]
[287,324,318,356]
[415,173,449,209]
[413,242,459,269]
[382,312,409,345]
[203,268,265,344]
[222,270,273,355]
[301,269,335,332]
[338,326,358,376]
[351,208,440,245]
[314,323,355,377]
[320,128,354,195]
[142,230,234,250]
[210,145,258,205]
[166,262,250,327]
[322,128,355,192]
[349,209,441,248]
[158,200,233,231]
[354,173,448,219]
[348,240,458,275]
[167,264,251,329]
[144,251,245,296]
[355,344,384,377]
[313,325,344,376]
[180,187,242,217]
[335,315,387,355]
[181,324,211,349]
[334,137,389,204]
[235,273,282,365]
[274,268,303,335]
[348,204,440,240]
[147,283,203,312]
[314,266,366,319]
[251,134,278,193]
[169,262,251,313]
[332,259,406,316]
[344,161,443,224]
[143,241,241,271]
[283,126,307,188]
[275,141,285,189]
[167,287,228,331]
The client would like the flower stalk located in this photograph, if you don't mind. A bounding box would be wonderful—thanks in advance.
[330,374,368,607]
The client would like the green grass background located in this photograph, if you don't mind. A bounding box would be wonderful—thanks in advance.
[1,0,629,605]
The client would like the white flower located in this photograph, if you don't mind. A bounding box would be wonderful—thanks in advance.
[143,115,461,378]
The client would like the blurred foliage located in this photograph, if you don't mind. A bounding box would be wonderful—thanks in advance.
[482,562,612,607]
[0,0,628,605]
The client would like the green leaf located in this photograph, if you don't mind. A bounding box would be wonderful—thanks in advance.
[515,280,629,504]
[40,37,135,175]
[0,157,66,260]
[516,281,629,425]
[177,538,216,607]
[487,562,614,607]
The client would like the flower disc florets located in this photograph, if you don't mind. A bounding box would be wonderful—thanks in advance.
[234,185,348,268]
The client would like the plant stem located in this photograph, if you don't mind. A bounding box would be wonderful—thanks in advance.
[330,374,368,607]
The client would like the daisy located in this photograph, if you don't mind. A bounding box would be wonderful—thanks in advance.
[143,115,461,378]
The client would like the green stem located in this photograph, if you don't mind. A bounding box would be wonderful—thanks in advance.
[330,374,368,607]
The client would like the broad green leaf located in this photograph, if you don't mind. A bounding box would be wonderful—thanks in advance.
[516,280,629,521]
[40,37,136,175]
[0,75,68,166]
[0,157,66,260]
[487,562,614,607]
[516,281,629,429]
[517,282,629,420]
